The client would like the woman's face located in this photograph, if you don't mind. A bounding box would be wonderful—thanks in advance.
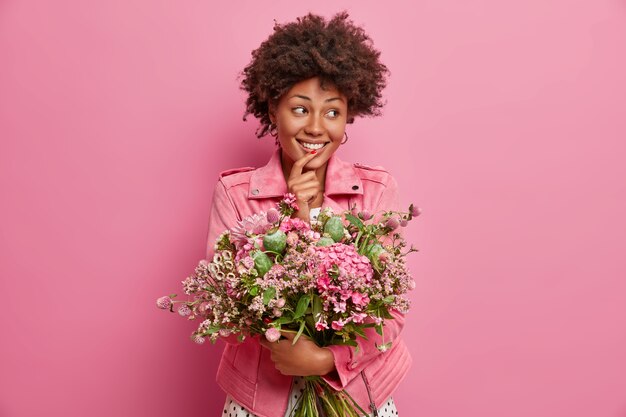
[270,76,348,173]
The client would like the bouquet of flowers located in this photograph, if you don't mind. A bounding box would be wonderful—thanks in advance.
[157,194,420,417]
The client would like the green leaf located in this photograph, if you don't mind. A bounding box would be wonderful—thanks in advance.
[293,295,310,319]
[293,320,306,344]
[375,324,383,336]
[352,326,368,339]
[262,287,276,305]
[311,295,322,321]
[382,295,395,304]
[344,213,364,230]
[205,325,221,335]
[249,286,259,296]
[273,315,294,326]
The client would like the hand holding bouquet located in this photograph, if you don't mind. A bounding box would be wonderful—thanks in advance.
[157,194,421,417]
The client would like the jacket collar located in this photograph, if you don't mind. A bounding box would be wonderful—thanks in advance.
[248,148,363,199]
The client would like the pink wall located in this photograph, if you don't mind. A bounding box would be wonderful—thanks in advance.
[1,1,625,416]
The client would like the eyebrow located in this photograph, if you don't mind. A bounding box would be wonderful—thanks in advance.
[290,94,345,103]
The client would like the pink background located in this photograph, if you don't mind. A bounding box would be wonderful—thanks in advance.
[1,1,625,416]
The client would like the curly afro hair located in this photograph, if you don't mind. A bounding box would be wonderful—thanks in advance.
[240,11,389,138]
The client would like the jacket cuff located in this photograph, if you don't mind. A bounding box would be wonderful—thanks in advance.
[321,344,355,390]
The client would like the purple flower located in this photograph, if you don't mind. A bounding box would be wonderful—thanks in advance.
[266,208,280,224]
[358,210,372,221]
[156,296,172,309]
[265,327,281,343]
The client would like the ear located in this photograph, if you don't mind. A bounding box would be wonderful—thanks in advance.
[268,101,277,124]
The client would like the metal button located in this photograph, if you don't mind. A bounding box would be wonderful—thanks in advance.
[251,189,259,195]
[352,185,359,190]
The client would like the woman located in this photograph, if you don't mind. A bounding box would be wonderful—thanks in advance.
[205,12,411,417]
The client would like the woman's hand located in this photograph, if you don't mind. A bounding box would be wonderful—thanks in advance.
[259,331,336,376]
[286,151,323,222]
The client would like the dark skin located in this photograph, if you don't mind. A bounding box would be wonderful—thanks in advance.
[286,151,324,221]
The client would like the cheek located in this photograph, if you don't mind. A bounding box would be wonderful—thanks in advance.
[329,127,346,143]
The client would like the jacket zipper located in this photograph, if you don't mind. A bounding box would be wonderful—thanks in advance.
[361,370,379,417]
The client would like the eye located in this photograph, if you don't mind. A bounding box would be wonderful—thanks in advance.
[326,109,340,118]
[292,106,307,115]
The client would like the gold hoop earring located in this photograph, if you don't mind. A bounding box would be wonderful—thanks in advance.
[341,132,349,145]
[269,123,278,138]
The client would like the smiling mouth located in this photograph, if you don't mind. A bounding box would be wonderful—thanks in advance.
[296,139,328,151]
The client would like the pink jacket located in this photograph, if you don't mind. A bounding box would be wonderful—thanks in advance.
[205,149,412,417]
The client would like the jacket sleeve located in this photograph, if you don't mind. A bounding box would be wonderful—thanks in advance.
[205,179,243,345]
[322,309,406,390]
[322,172,407,390]
[205,179,241,261]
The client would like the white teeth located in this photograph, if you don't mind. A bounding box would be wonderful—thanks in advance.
[299,141,325,150]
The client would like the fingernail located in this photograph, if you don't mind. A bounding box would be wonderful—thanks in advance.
[311,150,317,154]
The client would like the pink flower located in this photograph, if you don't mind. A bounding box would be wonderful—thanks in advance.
[231,212,270,245]
[156,296,172,309]
[410,205,421,217]
[266,208,280,224]
[178,304,191,317]
[265,327,281,343]
[275,298,286,308]
[400,219,408,227]
[331,320,346,331]
[378,251,391,264]
[385,217,400,230]
[351,292,369,306]
[193,334,206,344]
[241,256,255,269]
[358,210,372,221]
[351,312,367,323]
[317,275,331,290]
[315,320,329,331]
[286,231,299,246]
[219,328,232,337]
[283,193,299,211]
[333,301,347,313]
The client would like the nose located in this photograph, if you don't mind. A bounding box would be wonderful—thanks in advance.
[304,114,324,137]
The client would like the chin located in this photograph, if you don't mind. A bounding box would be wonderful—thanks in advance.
[310,155,331,164]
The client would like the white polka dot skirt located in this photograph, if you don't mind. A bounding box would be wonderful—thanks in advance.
[223,376,398,416]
